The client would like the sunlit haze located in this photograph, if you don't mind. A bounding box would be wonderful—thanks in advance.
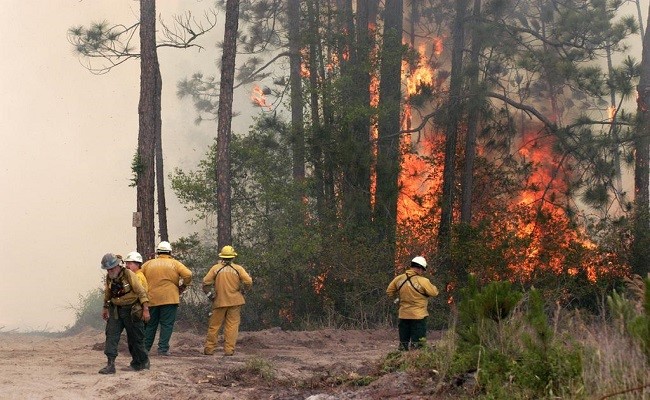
[0,1,260,331]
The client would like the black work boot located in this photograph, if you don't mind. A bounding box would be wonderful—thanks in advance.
[98,358,116,374]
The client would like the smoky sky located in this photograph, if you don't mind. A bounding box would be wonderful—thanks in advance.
[0,0,261,331]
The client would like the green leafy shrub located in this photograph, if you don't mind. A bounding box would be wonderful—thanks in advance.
[66,287,105,333]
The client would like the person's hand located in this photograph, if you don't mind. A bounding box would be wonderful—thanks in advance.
[179,284,187,295]
[207,291,215,301]
[102,308,109,321]
[142,307,150,323]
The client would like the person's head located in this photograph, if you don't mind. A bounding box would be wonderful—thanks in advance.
[124,251,143,272]
[101,253,124,279]
[410,256,427,271]
[218,245,237,260]
[156,241,172,255]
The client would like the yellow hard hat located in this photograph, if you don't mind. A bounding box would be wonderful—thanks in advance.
[219,245,237,259]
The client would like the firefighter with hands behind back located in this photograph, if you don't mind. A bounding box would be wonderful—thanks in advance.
[386,256,439,351]
[141,241,193,356]
[99,253,151,374]
[202,245,253,356]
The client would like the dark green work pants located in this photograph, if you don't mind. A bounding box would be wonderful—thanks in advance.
[104,304,149,368]
[398,317,427,350]
[144,304,178,353]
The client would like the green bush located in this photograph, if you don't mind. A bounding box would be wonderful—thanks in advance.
[66,287,105,333]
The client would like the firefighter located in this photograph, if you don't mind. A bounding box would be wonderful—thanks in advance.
[386,256,439,351]
[142,241,193,356]
[99,253,150,374]
[124,251,148,293]
[202,245,253,356]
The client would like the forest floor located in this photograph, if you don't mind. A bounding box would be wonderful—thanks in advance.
[0,326,463,399]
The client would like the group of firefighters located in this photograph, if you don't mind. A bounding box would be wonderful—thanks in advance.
[99,242,438,374]
[98,243,252,374]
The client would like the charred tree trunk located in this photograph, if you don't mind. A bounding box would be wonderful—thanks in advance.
[216,0,240,249]
[633,4,650,277]
[154,68,168,242]
[288,0,305,184]
[136,0,158,259]
[438,0,468,277]
[375,0,403,266]
[460,0,482,224]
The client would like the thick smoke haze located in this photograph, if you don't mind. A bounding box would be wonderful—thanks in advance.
[0,1,258,331]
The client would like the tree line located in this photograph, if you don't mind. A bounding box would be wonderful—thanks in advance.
[70,0,650,328]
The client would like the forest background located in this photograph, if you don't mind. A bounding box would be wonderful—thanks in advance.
[0,0,649,335]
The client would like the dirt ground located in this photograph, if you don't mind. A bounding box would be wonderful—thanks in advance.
[0,327,449,399]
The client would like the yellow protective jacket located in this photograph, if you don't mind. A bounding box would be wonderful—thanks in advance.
[386,269,439,319]
[135,269,148,293]
[104,267,149,307]
[142,254,193,306]
[202,260,252,308]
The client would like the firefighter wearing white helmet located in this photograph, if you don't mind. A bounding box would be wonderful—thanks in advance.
[202,245,253,356]
[141,241,193,355]
[124,251,148,292]
[386,256,439,351]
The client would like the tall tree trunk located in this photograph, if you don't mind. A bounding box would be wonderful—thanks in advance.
[288,0,305,184]
[216,0,240,249]
[136,0,158,260]
[633,4,650,277]
[460,0,482,224]
[335,0,372,231]
[438,0,468,275]
[155,68,169,242]
[375,0,403,267]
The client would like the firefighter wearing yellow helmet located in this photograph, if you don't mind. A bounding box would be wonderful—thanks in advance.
[386,256,439,351]
[202,245,253,356]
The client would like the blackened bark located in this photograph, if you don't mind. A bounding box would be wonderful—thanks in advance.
[216,0,239,249]
[460,0,482,224]
[375,0,403,261]
[154,68,168,242]
[438,0,468,274]
[633,3,650,277]
[136,0,158,259]
[288,0,305,184]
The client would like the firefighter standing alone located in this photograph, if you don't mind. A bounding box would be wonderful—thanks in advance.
[202,245,253,356]
[386,256,439,351]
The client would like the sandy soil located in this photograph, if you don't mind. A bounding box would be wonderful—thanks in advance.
[0,327,445,399]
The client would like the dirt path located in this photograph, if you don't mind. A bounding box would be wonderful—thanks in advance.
[0,327,443,399]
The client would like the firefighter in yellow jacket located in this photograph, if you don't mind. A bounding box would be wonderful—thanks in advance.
[99,253,150,374]
[142,241,193,356]
[202,245,253,356]
[386,256,439,351]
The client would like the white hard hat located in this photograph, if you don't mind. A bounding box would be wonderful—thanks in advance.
[124,251,143,263]
[156,241,172,253]
[411,256,427,269]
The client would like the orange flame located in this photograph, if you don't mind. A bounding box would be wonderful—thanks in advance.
[251,85,270,109]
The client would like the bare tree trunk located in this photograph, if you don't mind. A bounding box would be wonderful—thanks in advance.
[438,0,468,274]
[136,0,158,260]
[155,68,168,242]
[633,3,650,277]
[460,0,482,224]
[288,0,305,184]
[375,0,403,263]
[216,0,240,249]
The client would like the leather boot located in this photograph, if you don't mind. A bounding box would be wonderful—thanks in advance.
[98,357,116,374]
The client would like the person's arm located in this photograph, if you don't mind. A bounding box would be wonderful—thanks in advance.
[102,276,110,320]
